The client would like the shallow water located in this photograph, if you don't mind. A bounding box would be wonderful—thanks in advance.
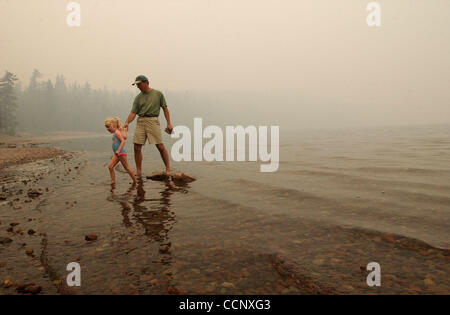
[1,124,449,294]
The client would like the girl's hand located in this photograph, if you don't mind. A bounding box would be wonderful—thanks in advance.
[115,150,120,156]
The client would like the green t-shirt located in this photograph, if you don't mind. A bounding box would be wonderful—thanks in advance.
[131,89,167,117]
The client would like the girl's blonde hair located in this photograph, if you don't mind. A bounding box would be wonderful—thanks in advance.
[104,117,123,130]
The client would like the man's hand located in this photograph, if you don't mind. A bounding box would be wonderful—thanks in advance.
[124,122,129,130]
[165,123,173,135]
[125,112,137,129]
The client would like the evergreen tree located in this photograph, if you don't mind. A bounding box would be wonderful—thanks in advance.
[0,71,19,135]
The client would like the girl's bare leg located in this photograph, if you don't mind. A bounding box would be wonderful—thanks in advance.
[108,155,120,184]
[119,155,138,183]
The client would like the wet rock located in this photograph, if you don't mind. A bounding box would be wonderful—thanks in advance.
[10,222,19,227]
[167,286,181,295]
[222,282,235,288]
[2,279,13,288]
[16,283,42,295]
[424,278,435,287]
[27,189,42,198]
[85,234,98,241]
[25,248,33,255]
[383,234,396,243]
[8,144,17,148]
[0,237,13,245]
[146,172,170,181]
[149,279,158,286]
[0,194,7,200]
[343,285,355,292]
[6,227,13,232]
[171,172,196,183]
[27,229,36,235]
[159,243,171,253]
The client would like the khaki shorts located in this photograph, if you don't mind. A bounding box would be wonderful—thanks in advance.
[133,116,163,145]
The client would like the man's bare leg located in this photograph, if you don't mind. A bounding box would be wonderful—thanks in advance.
[134,143,143,177]
[156,143,171,174]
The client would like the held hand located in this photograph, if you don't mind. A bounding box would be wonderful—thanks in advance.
[123,122,129,130]
[115,150,120,156]
[165,124,173,135]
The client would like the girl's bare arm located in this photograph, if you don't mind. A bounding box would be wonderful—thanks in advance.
[115,130,126,153]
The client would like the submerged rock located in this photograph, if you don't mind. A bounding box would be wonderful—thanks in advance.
[2,279,13,288]
[0,237,13,245]
[27,189,42,198]
[16,283,42,295]
[167,286,181,295]
[159,243,171,254]
[85,234,98,241]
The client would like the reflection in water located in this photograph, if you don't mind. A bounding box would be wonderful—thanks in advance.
[108,179,188,241]
[107,178,191,292]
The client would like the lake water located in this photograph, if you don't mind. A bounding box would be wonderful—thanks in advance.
[1,123,449,294]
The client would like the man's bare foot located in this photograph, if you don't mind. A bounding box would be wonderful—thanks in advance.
[165,169,171,175]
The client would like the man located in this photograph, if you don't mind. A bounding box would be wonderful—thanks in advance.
[124,75,173,177]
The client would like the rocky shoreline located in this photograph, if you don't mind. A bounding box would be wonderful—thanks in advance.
[0,151,85,295]
[0,133,88,295]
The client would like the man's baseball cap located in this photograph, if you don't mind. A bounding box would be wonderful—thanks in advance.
[132,75,148,85]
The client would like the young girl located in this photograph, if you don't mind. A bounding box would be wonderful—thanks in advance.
[104,117,137,184]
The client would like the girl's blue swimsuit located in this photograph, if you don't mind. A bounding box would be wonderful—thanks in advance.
[112,134,127,155]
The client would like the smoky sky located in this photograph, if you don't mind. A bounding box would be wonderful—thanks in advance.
[1,0,449,128]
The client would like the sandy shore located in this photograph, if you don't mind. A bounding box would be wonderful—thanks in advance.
[0,131,105,170]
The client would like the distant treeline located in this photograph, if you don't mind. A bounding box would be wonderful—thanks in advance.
[0,69,137,135]
[0,69,223,136]
[1,68,298,136]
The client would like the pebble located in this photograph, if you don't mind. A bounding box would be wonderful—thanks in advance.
[167,286,180,294]
[343,285,355,292]
[27,189,42,197]
[85,234,98,241]
[424,278,435,287]
[159,244,170,253]
[25,248,33,255]
[149,279,158,286]
[2,279,13,288]
[0,237,13,245]
[16,283,42,295]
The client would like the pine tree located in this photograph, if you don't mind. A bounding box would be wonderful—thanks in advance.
[0,71,19,135]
